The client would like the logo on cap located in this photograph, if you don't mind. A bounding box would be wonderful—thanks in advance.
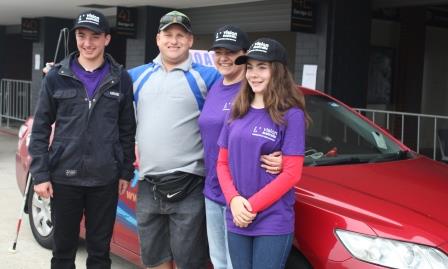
[248,41,270,54]
[78,13,100,25]
[216,30,238,42]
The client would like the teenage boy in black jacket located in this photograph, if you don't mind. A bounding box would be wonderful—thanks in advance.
[29,10,136,269]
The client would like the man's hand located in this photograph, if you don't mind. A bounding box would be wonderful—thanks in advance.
[260,151,283,174]
[230,196,257,228]
[34,182,53,199]
[118,179,129,195]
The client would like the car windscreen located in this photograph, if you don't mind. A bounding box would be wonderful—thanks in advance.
[304,94,411,166]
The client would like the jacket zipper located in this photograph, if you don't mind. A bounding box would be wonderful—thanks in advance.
[58,70,118,179]
[59,71,116,118]
[89,77,116,113]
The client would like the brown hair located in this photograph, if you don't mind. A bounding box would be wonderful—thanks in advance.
[231,62,311,126]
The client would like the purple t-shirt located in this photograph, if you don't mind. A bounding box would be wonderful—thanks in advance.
[71,58,110,100]
[218,107,305,236]
[198,77,241,205]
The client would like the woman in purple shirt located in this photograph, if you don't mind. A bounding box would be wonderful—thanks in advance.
[217,38,309,269]
[198,26,281,269]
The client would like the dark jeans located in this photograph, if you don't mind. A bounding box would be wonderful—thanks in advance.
[50,182,119,269]
[228,232,293,269]
[136,178,208,269]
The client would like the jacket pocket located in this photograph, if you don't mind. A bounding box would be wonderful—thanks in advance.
[82,141,120,180]
[53,89,77,99]
[100,90,122,119]
[49,142,65,170]
[50,139,83,179]
[53,89,81,116]
[113,142,124,166]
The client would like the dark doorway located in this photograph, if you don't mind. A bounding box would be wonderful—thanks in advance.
[4,34,33,80]
[106,31,127,67]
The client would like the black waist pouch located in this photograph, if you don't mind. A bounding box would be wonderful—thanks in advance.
[144,172,203,202]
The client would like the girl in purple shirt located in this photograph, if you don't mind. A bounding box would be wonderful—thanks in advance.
[217,38,309,269]
[198,26,282,269]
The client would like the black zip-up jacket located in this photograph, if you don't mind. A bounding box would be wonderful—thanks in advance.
[29,52,136,186]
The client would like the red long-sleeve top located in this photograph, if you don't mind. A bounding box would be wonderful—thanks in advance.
[216,147,304,213]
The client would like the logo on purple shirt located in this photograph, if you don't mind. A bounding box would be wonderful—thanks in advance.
[252,126,278,141]
[222,102,232,111]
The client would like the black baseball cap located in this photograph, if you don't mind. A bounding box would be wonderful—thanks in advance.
[159,11,192,33]
[209,25,250,52]
[235,38,288,65]
[72,10,110,34]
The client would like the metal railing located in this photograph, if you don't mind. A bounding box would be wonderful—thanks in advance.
[0,79,32,128]
[355,108,448,161]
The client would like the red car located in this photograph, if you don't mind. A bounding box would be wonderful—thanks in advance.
[16,88,448,269]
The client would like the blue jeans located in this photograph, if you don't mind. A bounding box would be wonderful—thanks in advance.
[228,232,293,269]
[205,198,233,269]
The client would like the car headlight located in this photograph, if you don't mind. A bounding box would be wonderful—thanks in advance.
[335,229,448,269]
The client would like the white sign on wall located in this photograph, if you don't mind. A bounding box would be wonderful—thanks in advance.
[34,54,41,70]
[302,64,317,89]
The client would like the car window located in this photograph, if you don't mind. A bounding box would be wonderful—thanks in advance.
[304,95,410,166]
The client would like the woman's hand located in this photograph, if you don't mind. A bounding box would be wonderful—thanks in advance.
[43,62,54,74]
[260,151,282,174]
[230,196,257,228]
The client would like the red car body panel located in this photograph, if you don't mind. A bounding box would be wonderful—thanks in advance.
[15,118,33,193]
[295,157,448,267]
[15,89,448,269]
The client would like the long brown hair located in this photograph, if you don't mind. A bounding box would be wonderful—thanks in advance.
[231,61,311,126]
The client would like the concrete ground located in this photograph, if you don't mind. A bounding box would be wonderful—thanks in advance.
[0,130,138,268]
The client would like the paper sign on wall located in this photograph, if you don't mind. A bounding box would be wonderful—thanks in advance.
[302,64,317,89]
[34,54,41,70]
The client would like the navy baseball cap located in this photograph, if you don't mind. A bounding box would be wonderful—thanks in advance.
[159,11,192,33]
[235,38,288,65]
[72,10,110,34]
[209,25,250,52]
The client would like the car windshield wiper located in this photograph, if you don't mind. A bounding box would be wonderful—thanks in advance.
[306,156,366,167]
[368,150,411,163]
[304,150,413,167]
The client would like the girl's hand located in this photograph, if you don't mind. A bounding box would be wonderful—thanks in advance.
[230,196,257,228]
[260,151,282,174]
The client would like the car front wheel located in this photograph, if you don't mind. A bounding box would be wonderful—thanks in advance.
[28,182,53,249]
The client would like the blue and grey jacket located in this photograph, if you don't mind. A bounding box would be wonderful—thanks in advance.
[29,52,136,186]
[129,54,220,178]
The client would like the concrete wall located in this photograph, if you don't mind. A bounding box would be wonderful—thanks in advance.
[295,33,320,89]
[30,42,44,114]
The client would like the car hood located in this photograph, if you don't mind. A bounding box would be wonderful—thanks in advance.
[299,156,448,245]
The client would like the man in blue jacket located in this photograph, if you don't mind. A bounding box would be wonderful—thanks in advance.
[29,10,136,269]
